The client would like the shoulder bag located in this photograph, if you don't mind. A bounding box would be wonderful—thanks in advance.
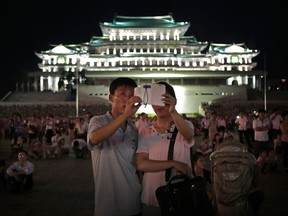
[155,127,215,216]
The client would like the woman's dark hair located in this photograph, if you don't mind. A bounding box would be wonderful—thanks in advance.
[109,77,137,94]
[156,81,176,99]
[193,152,204,163]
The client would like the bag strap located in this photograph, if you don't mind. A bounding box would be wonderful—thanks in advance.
[190,145,195,177]
[165,127,195,182]
[165,127,178,182]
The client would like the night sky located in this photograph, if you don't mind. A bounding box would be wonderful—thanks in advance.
[0,0,287,96]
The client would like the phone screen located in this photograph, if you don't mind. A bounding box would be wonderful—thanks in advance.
[134,83,165,106]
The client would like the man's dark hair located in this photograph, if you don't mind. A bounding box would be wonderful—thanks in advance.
[73,140,79,148]
[109,77,137,94]
[258,109,266,114]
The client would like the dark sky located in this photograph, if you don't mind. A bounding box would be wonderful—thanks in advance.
[0,0,287,96]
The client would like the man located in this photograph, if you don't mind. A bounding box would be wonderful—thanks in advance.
[87,77,142,216]
[235,111,252,148]
[269,108,283,142]
[201,112,210,138]
[253,109,271,158]
[6,150,34,193]
[72,136,88,158]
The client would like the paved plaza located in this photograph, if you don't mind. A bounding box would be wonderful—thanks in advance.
[0,136,288,216]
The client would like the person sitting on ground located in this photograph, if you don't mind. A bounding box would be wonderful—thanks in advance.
[6,150,34,193]
[28,136,42,159]
[72,136,88,158]
[48,130,63,158]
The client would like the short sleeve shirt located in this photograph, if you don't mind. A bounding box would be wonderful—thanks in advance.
[136,120,195,206]
[87,111,141,216]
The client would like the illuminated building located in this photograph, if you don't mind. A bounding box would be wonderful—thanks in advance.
[34,14,263,114]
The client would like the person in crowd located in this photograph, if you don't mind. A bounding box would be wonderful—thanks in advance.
[208,112,218,143]
[28,136,42,159]
[235,111,252,147]
[253,109,271,158]
[72,136,88,158]
[74,117,87,140]
[280,111,288,172]
[47,129,63,158]
[27,114,39,145]
[223,128,234,141]
[212,132,223,151]
[44,114,56,145]
[135,112,151,129]
[257,150,268,173]
[193,152,214,201]
[6,150,34,193]
[87,77,142,216]
[59,135,69,155]
[201,112,210,139]
[246,111,256,145]
[136,81,195,216]
[68,118,76,146]
[217,115,227,134]
[197,136,213,156]
[269,108,283,142]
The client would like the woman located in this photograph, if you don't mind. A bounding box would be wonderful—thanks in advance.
[136,82,195,216]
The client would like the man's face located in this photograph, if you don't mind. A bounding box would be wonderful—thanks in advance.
[110,85,134,113]
[259,111,266,118]
[18,152,27,162]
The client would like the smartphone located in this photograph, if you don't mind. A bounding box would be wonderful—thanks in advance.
[134,83,166,106]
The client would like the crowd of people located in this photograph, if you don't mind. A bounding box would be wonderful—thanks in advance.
[0,77,288,216]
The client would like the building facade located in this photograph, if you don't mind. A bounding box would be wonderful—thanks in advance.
[34,14,263,114]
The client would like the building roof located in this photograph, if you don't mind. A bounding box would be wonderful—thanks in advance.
[209,43,259,55]
[100,14,189,28]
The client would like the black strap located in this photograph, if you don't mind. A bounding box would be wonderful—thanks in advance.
[165,127,178,182]
[165,127,195,182]
[190,146,195,177]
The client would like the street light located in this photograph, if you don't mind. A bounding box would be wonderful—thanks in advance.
[76,53,80,117]
[264,53,267,111]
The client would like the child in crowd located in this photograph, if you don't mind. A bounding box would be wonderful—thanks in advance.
[223,129,234,140]
[193,152,214,202]
[212,132,223,151]
[197,136,213,156]
[257,150,268,173]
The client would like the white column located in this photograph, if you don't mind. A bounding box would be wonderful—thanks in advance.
[40,76,44,91]
[48,77,52,90]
